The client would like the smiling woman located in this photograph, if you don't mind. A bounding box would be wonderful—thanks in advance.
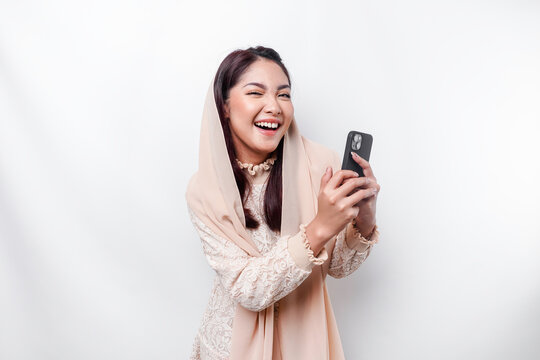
[186,46,381,359]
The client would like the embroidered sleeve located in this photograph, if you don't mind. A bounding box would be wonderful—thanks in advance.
[328,221,380,279]
[189,208,328,312]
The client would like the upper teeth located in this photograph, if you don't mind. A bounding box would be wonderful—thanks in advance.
[255,122,279,129]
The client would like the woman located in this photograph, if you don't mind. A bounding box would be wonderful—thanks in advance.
[186,46,380,360]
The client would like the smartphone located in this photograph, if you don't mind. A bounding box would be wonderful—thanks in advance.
[341,130,373,177]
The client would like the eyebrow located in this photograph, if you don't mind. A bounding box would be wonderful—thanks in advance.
[243,82,291,90]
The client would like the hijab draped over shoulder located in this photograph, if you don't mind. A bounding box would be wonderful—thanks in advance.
[186,82,345,359]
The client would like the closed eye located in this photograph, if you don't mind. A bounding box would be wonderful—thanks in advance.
[247,91,290,98]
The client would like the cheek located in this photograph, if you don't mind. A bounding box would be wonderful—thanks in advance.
[283,104,294,124]
[230,98,259,119]
[282,113,294,131]
[229,119,252,140]
[282,122,293,134]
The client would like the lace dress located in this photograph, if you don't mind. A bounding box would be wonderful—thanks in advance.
[188,181,377,360]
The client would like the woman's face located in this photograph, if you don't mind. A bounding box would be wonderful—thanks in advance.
[224,58,294,164]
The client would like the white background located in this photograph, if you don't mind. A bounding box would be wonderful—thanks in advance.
[1,1,539,359]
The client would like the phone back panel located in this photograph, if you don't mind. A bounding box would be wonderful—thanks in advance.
[341,131,373,177]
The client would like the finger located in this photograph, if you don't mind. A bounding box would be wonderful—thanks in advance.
[327,169,359,190]
[351,152,376,180]
[344,176,381,193]
[343,187,378,208]
[342,176,372,189]
[319,166,333,194]
[336,177,371,198]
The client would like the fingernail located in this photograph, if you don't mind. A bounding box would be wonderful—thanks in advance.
[326,166,331,173]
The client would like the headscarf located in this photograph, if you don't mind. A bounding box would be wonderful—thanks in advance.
[186,81,345,359]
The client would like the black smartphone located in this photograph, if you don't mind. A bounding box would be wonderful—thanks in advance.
[341,130,373,177]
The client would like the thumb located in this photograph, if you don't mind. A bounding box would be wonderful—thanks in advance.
[319,166,333,193]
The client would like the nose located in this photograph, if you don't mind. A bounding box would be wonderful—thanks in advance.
[263,95,282,115]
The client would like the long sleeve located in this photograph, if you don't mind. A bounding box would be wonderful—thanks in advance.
[328,221,379,279]
[189,207,328,312]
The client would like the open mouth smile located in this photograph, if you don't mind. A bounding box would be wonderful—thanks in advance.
[253,119,282,136]
[254,121,281,130]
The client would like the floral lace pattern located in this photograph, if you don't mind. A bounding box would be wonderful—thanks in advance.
[188,183,375,359]
[328,222,373,279]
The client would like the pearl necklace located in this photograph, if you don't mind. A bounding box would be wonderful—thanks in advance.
[236,154,277,176]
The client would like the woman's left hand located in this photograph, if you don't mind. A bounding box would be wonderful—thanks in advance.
[346,152,380,237]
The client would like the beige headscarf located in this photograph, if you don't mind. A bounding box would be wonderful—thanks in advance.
[186,81,345,359]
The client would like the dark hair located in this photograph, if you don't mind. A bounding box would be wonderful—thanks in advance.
[213,46,291,232]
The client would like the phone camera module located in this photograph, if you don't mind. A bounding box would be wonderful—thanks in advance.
[352,134,362,150]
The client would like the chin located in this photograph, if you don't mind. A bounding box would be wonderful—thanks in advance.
[258,141,281,155]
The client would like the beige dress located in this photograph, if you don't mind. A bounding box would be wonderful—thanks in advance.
[189,169,375,360]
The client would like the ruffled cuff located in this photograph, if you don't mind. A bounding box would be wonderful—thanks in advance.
[345,219,380,252]
[287,224,329,271]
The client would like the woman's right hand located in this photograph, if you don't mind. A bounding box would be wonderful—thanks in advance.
[305,167,374,255]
